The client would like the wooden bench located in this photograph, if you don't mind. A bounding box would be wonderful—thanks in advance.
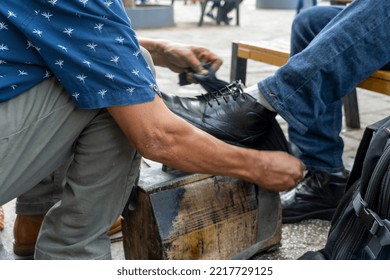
[330,0,353,5]
[230,41,390,129]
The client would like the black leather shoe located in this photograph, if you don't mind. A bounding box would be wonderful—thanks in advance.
[161,81,277,148]
[281,170,349,223]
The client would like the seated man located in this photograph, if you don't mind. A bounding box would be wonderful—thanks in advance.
[281,4,390,223]
[217,0,241,25]
[163,0,390,223]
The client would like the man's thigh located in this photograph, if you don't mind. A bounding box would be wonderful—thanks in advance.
[0,78,99,205]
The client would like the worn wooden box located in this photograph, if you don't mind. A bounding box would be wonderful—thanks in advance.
[122,166,282,260]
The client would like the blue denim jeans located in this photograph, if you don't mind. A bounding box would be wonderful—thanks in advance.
[258,0,390,173]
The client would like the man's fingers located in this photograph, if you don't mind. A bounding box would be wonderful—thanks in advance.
[193,63,208,75]
[210,58,223,71]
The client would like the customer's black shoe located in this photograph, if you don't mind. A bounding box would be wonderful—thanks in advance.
[161,81,277,148]
[281,170,350,223]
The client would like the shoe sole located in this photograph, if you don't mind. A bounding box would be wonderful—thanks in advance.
[13,242,35,257]
[282,208,336,224]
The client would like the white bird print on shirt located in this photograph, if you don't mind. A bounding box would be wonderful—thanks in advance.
[55,59,64,68]
[98,89,107,98]
[105,73,115,81]
[0,44,9,51]
[58,45,68,52]
[79,0,89,7]
[44,70,51,78]
[76,74,87,83]
[132,69,139,76]
[26,41,34,49]
[110,56,119,64]
[133,50,141,58]
[7,11,17,18]
[41,12,53,21]
[115,36,124,44]
[0,22,8,30]
[18,70,28,76]
[104,0,113,7]
[94,23,104,32]
[126,87,135,94]
[63,28,74,37]
[72,92,80,100]
[87,43,97,51]
[48,0,58,6]
[83,60,91,67]
[33,29,43,37]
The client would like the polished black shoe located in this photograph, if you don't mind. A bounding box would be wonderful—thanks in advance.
[281,170,349,223]
[161,81,277,148]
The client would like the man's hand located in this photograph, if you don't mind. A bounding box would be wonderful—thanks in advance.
[254,151,306,192]
[139,38,222,77]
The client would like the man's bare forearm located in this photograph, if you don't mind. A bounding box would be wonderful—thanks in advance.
[107,97,305,192]
[138,38,169,67]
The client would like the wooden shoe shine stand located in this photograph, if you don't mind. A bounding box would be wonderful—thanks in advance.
[122,166,282,260]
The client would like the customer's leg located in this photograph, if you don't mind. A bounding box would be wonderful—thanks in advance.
[258,0,390,135]
[289,5,344,173]
[281,6,348,223]
[259,1,390,222]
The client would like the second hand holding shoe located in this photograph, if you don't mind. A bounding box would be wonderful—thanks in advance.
[162,81,278,149]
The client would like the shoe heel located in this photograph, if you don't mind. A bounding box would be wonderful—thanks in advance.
[13,242,35,257]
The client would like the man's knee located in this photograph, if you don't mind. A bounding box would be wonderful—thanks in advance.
[292,6,342,33]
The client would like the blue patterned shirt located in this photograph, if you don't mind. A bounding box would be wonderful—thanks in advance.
[0,0,159,109]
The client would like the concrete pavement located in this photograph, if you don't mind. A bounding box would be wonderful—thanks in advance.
[1,0,389,260]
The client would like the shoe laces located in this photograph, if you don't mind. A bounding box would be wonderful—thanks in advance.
[199,80,246,107]
[295,171,314,190]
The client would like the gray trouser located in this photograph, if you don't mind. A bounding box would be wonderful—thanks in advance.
[0,77,141,259]
[16,46,155,216]
[0,47,155,259]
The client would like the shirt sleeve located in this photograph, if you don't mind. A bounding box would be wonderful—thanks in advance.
[22,0,160,109]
